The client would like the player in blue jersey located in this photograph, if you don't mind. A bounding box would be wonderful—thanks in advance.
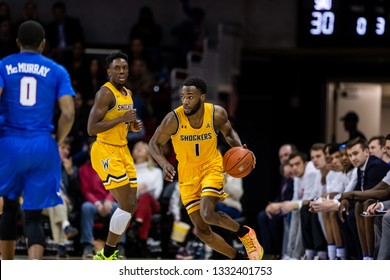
[0,20,75,259]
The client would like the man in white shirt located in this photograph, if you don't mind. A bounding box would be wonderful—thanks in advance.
[279,151,319,259]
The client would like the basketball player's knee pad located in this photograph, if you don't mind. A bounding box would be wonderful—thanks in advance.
[0,198,20,240]
[109,208,131,235]
[23,210,46,248]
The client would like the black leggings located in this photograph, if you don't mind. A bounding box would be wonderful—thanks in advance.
[0,198,19,240]
[23,209,46,248]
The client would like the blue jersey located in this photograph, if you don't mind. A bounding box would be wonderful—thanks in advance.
[0,52,75,132]
[0,51,75,210]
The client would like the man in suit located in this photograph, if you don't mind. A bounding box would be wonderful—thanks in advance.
[338,169,390,259]
[339,137,390,259]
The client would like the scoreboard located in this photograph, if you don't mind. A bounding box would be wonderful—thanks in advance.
[297,0,390,47]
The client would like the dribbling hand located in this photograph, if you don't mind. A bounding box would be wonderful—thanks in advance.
[243,144,256,169]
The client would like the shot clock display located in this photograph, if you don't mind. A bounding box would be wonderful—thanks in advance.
[298,0,390,47]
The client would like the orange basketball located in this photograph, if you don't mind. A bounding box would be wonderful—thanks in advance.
[223,146,255,178]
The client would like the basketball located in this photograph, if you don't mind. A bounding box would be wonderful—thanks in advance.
[223,146,255,178]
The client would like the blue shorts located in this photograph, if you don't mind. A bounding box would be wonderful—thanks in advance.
[0,130,63,210]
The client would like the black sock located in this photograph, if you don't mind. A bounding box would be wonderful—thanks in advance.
[104,243,117,257]
[236,225,249,238]
[233,251,248,260]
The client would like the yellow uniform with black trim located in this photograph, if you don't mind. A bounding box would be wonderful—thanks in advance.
[171,103,227,214]
[91,82,138,190]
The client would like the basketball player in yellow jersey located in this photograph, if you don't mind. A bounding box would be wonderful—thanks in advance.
[87,51,142,260]
[149,77,263,260]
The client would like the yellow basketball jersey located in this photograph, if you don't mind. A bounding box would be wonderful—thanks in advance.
[96,82,133,146]
[171,103,222,167]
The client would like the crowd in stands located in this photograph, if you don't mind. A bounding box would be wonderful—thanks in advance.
[1,1,390,260]
[257,132,390,260]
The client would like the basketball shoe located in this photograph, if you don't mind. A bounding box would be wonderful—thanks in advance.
[93,248,119,260]
[238,226,264,260]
